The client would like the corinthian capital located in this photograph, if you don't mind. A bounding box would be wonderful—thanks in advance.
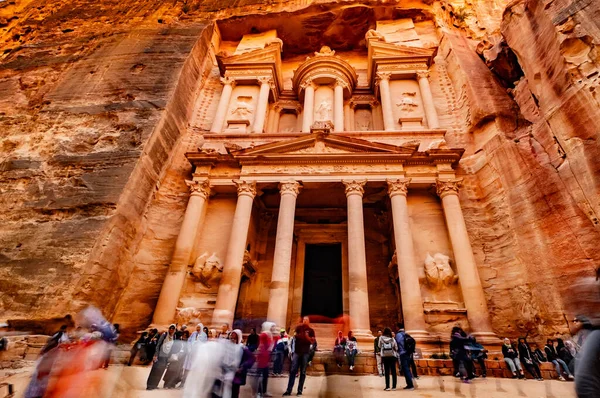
[220,76,236,87]
[435,178,463,198]
[300,79,315,90]
[342,180,367,197]
[258,76,274,86]
[233,180,257,198]
[186,179,211,199]
[279,180,302,197]
[416,70,430,80]
[387,178,411,197]
[375,72,392,83]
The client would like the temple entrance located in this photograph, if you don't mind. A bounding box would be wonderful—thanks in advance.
[301,243,343,320]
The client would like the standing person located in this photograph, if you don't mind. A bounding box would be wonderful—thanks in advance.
[502,338,524,379]
[40,325,69,356]
[128,331,148,366]
[374,330,383,376]
[333,331,346,368]
[218,323,231,339]
[544,339,574,380]
[450,327,475,381]
[257,322,275,397]
[246,328,259,352]
[181,324,207,387]
[145,329,159,364]
[229,330,256,398]
[575,327,600,398]
[395,323,415,390]
[517,338,543,380]
[345,331,358,371]
[283,316,315,396]
[147,324,176,390]
[163,330,188,389]
[101,323,119,369]
[379,327,398,391]
[273,329,289,376]
[468,337,488,378]
[404,332,418,379]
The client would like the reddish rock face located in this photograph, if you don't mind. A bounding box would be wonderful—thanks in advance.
[1,0,598,342]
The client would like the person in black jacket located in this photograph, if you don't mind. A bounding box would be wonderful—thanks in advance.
[450,327,475,381]
[556,338,575,375]
[545,339,574,381]
[531,342,546,363]
[517,338,543,380]
[502,338,524,378]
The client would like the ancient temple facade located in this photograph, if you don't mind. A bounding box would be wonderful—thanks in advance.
[149,18,499,349]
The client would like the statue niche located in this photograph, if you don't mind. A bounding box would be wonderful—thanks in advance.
[424,253,458,291]
[230,96,254,119]
[315,100,332,122]
[191,252,223,288]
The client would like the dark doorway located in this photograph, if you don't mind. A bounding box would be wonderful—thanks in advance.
[301,243,343,320]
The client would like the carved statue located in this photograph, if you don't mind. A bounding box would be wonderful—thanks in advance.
[315,100,332,121]
[315,45,335,56]
[191,252,223,288]
[365,29,386,41]
[175,307,202,326]
[424,253,458,291]
[396,92,419,112]
[230,97,253,118]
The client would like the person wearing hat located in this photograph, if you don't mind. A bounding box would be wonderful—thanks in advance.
[146,324,177,390]
[273,328,289,376]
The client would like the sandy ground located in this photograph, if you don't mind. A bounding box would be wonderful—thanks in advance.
[0,365,577,398]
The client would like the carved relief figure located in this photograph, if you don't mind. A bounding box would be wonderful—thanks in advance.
[396,92,419,112]
[424,253,458,291]
[315,100,332,121]
[191,252,223,288]
[230,96,254,119]
[175,307,202,326]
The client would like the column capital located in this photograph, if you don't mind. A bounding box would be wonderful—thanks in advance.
[387,178,411,198]
[279,180,302,197]
[233,180,257,198]
[435,178,463,198]
[258,76,274,86]
[300,79,315,90]
[342,180,367,197]
[335,78,349,89]
[220,76,236,87]
[416,70,430,80]
[375,71,392,83]
[186,179,211,199]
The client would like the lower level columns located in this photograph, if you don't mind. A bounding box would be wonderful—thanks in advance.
[212,180,257,327]
[387,179,429,339]
[266,181,301,328]
[153,179,211,325]
[436,179,496,340]
[342,180,372,338]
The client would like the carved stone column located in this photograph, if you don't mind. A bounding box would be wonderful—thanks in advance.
[153,179,211,325]
[387,179,429,339]
[334,80,345,132]
[301,80,315,133]
[252,77,272,133]
[267,181,301,328]
[436,179,496,340]
[212,180,257,327]
[210,77,235,133]
[342,180,373,338]
[417,71,440,129]
[376,72,395,131]
[268,104,282,133]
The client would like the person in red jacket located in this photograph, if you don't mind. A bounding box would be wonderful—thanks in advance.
[257,322,275,397]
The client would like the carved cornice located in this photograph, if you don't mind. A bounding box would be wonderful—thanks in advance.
[279,180,302,197]
[387,178,411,198]
[435,178,462,198]
[186,179,211,199]
[342,179,367,197]
[233,180,257,198]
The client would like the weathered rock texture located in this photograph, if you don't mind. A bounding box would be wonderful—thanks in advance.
[1,0,598,341]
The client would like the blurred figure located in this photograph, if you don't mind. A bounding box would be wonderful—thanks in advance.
[218,323,231,339]
[145,328,159,364]
[163,328,188,389]
[128,331,148,366]
[374,330,383,376]
[544,339,573,380]
[227,329,256,398]
[273,329,289,376]
[181,323,207,386]
[517,337,543,380]
[345,331,358,371]
[573,315,594,349]
[203,326,210,337]
[333,331,346,368]
[575,324,600,397]
[257,322,275,397]
[146,324,176,390]
[468,337,488,378]
[40,325,69,356]
[379,327,398,391]
[502,338,524,379]
[283,316,315,396]
[101,323,119,369]
[183,340,225,397]
[246,328,259,352]
[395,323,415,390]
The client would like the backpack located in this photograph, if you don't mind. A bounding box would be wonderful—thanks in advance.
[381,338,395,358]
[404,333,416,355]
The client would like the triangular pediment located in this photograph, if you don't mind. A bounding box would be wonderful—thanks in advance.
[219,41,282,66]
[231,133,414,158]
[369,40,436,61]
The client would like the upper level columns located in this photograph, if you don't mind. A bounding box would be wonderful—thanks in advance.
[210,77,235,133]
[417,71,440,129]
[153,179,211,325]
[333,80,345,132]
[436,179,496,339]
[212,180,257,327]
[342,180,372,338]
[267,181,301,328]
[387,179,429,338]
[301,80,315,133]
[253,77,273,133]
[376,72,395,131]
